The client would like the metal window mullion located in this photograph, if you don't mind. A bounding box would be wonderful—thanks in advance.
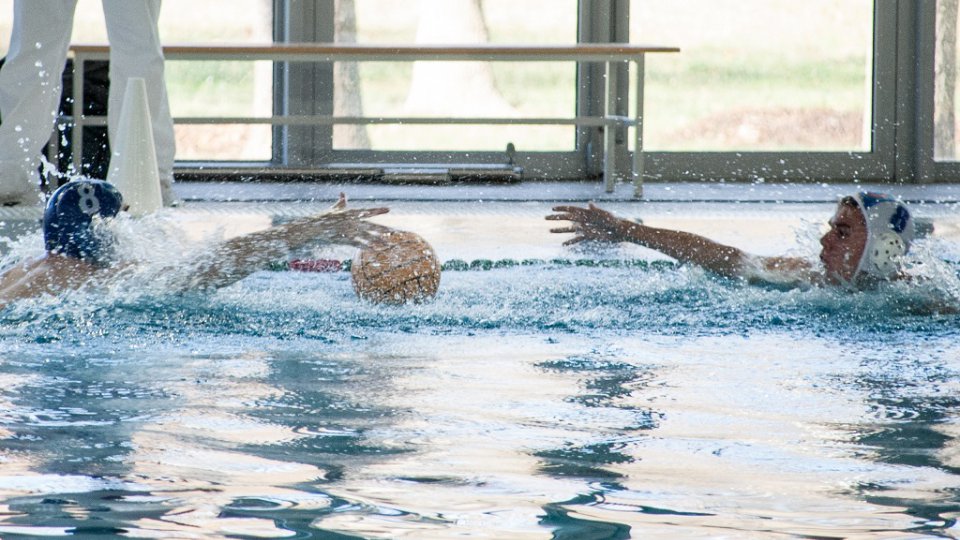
[911,0,960,182]
[871,0,903,181]
[579,0,631,186]
[274,0,334,168]
[893,0,920,182]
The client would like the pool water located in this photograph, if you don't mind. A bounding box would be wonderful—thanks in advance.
[0,199,959,538]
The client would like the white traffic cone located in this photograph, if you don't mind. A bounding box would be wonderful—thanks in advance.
[106,77,162,216]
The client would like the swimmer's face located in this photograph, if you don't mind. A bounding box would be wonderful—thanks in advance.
[819,202,868,284]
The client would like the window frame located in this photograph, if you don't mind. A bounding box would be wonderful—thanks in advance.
[914,0,960,183]
[235,0,917,184]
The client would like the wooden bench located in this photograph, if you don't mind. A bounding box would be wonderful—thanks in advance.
[68,43,679,196]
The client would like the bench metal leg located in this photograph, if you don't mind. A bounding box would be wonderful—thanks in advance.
[632,55,645,198]
[603,60,618,193]
[72,55,85,175]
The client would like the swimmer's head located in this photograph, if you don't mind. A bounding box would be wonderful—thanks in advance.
[846,192,914,280]
[43,179,124,264]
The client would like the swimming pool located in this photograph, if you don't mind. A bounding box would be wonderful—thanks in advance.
[0,194,958,538]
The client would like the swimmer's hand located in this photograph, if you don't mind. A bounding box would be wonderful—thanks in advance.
[546,204,627,245]
[309,192,391,247]
[298,205,392,248]
[182,195,391,290]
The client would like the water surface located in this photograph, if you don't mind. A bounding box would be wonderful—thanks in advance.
[0,253,958,538]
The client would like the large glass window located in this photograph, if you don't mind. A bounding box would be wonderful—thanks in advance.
[339,0,577,152]
[632,0,875,153]
[159,0,273,161]
[0,0,273,163]
[0,2,936,182]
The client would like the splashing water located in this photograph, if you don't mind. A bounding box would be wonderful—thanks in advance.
[2,224,957,343]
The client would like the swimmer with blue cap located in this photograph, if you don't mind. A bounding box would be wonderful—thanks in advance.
[547,191,916,290]
[0,180,390,307]
[43,178,124,264]
[0,179,126,305]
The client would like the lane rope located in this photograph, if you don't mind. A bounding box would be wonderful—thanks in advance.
[270,258,680,272]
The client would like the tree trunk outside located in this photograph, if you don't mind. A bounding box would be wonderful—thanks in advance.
[404,0,515,116]
[936,0,958,159]
[237,0,274,159]
[334,0,370,148]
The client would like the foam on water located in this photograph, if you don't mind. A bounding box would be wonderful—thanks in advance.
[3,254,959,347]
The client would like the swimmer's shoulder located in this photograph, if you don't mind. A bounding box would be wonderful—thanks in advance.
[0,254,105,306]
[0,256,51,290]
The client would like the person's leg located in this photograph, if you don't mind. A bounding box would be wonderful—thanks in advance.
[101,0,177,205]
[0,0,77,204]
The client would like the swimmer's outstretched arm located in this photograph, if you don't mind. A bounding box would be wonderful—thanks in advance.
[547,203,813,280]
[183,195,390,290]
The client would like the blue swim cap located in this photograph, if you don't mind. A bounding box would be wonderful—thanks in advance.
[43,179,124,263]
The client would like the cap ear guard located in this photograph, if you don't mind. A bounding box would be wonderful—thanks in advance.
[851,192,914,280]
[863,230,906,277]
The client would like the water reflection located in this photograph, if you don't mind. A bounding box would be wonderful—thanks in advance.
[537,335,960,537]
[535,352,660,482]
[836,345,960,535]
[0,347,331,537]
[305,335,597,537]
[0,266,957,536]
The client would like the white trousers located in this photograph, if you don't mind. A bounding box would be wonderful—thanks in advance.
[0,0,175,203]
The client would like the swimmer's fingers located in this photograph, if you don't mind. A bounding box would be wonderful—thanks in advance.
[294,213,364,244]
[552,221,621,244]
[545,213,578,223]
[546,209,591,229]
[569,231,617,244]
[337,206,390,220]
[332,221,394,248]
[546,206,587,222]
[550,205,588,214]
[356,207,390,219]
[549,205,627,245]
[313,208,389,228]
[331,192,348,211]
[548,204,613,224]
[326,192,388,218]
[548,214,599,243]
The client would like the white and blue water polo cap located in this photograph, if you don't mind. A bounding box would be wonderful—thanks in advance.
[851,191,914,278]
[43,179,124,263]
